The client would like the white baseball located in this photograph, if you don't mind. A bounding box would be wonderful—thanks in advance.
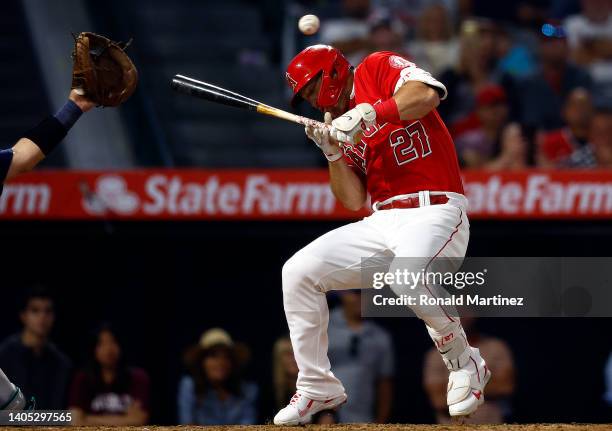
[298,14,320,36]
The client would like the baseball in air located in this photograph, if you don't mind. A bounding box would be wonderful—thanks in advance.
[298,14,320,35]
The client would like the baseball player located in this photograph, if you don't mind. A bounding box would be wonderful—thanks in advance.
[0,89,94,410]
[274,45,489,425]
[0,32,136,411]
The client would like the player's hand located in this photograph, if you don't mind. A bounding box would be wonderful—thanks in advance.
[305,112,343,162]
[330,103,376,144]
[69,89,96,113]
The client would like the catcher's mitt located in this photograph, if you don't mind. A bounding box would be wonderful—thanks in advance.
[71,32,138,107]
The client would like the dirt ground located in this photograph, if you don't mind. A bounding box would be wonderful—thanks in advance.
[16,424,611,431]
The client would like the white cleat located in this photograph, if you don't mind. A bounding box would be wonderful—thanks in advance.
[273,392,347,425]
[447,347,491,417]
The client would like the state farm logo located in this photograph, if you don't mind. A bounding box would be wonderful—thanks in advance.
[80,173,337,217]
[0,183,50,215]
[464,174,612,215]
[82,175,139,215]
[141,174,335,216]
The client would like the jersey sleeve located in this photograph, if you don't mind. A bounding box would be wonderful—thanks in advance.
[0,148,14,197]
[360,51,448,100]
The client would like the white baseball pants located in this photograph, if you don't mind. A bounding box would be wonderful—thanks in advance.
[0,368,23,410]
[282,192,470,400]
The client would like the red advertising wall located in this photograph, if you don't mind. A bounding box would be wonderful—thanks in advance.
[0,169,610,220]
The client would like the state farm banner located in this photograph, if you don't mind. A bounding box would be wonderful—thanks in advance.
[463,170,612,219]
[0,170,361,220]
[0,169,611,220]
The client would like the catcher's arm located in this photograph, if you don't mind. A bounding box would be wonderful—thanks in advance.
[3,32,135,185]
[5,90,94,181]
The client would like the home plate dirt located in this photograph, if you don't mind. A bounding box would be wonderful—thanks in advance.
[19,424,611,431]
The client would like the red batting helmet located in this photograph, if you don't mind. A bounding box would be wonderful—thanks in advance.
[285,45,352,109]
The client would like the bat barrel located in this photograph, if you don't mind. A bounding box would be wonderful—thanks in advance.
[170,74,327,130]
[174,74,267,107]
[171,75,258,111]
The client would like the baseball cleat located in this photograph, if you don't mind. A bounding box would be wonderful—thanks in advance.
[273,392,347,425]
[447,347,491,417]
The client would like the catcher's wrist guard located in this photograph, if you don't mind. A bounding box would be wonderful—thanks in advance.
[23,117,67,156]
[55,100,83,130]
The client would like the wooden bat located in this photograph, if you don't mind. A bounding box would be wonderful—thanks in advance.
[171,74,327,129]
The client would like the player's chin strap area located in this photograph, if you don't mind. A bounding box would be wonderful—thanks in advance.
[373,190,468,212]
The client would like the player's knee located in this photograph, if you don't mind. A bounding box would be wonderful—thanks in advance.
[282,252,323,294]
[282,253,306,289]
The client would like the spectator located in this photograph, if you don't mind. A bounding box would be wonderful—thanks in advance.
[368,16,409,58]
[454,85,528,170]
[423,315,515,424]
[454,84,509,167]
[409,4,459,76]
[537,87,594,167]
[565,0,612,68]
[550,108,612,168]
[485,123,530,170]
[589,108,612,167]
[178,328,258,425]
[327,290,394,423]
[438,19,518,124]
[518,20,592,130]
[0,286,71,410]
[69,323,150,426]
[319,0,372,64]
[272,337,298,411]
[496,26,538,79]
[465,0,548,25]
[370,0,460,30]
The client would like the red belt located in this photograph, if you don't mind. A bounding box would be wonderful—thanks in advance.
[377,195,449,210]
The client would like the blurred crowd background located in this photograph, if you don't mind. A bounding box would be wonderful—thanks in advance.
[0,277,610,426]
[2,0,612,171]
[0,287,522,424]
[1,0,612,427]
[294,0,612,171]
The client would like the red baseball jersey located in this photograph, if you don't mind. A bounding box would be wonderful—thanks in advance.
[343,51,464,205]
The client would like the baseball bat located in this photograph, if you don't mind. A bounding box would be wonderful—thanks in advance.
[170,74,327,129]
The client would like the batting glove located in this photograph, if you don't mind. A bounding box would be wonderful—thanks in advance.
[305,112,343,162]
[330,103,376,144]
